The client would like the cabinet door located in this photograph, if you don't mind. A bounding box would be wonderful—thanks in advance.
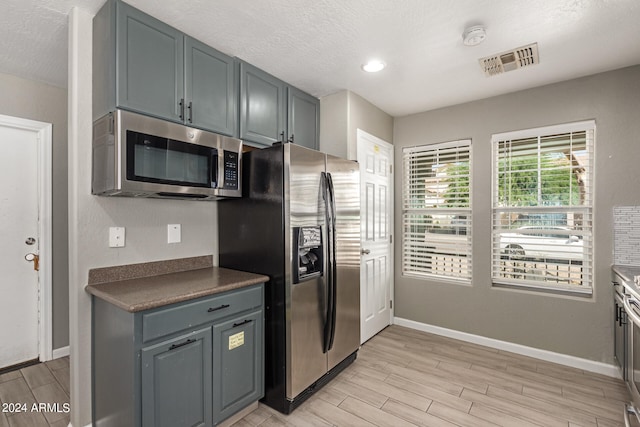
[141,328,212,427]
[239,62,285,147]
[287,86,320,150]
[185,38,237,136]
[212,309,263,425]
[116,0,184,122]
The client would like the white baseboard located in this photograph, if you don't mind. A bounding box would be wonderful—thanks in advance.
[393,317,620,379]
[52,346,70,359]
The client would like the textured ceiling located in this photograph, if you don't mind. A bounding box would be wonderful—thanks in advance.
[1,0,639,117]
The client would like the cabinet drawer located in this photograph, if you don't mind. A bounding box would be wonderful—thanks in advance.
[142,285,262,342]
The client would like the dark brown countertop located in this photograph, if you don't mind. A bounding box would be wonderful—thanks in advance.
[86,265,269,313]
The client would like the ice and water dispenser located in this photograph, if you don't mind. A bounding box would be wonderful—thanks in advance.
[293,226,324,284]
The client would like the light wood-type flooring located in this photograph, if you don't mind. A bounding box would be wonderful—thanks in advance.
[0,326,630,426]
[232,325,630,427]
[0,357,70,427]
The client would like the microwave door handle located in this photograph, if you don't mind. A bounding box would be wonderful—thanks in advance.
[623,295,640,327]
[211,152,218,189]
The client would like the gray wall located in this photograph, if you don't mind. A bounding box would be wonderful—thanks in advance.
[393,65,640,363]
[320,91,349,158]
[320,90,393,159]
[0,72,69,350]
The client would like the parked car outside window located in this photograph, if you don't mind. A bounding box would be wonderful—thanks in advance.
[499,225,583,262]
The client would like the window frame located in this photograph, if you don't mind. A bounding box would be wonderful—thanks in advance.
[402,139,472,283]
[490,121,595,295]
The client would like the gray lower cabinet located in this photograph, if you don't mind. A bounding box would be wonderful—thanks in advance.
[92,284,264,427]
[212,309,263,425]
[239,60,319,150]
[93,0,237,136]
[141,328,212,427]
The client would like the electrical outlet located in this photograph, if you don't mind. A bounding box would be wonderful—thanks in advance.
[109,227,125,248]
[168,224,181,243]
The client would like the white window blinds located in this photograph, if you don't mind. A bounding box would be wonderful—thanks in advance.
[491,121,595,294]
[402,140,472,281]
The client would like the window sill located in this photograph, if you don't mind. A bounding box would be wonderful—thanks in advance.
[491,280,593,298]
[403,272,472,286]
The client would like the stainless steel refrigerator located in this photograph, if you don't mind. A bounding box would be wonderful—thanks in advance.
[218,143,360,414]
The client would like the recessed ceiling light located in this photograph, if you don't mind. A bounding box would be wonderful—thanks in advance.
[362,60,386,73]
[462,25,487,46]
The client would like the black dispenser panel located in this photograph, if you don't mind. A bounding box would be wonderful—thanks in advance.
[293,226,323,284]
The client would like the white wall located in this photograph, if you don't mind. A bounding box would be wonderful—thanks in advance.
[68,8,219,425]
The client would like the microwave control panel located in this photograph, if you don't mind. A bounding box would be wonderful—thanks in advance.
[223,150,239,190]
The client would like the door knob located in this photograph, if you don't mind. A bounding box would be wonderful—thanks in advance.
[361,248,371,255]
[25,253,40,271]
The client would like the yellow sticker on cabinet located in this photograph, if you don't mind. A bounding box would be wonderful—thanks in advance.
[229,331,245,350]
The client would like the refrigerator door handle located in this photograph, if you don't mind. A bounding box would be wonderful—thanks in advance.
[321,172,334,354]
[326,172,338,351]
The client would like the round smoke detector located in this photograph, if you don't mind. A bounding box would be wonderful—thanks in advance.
[462,25,487,46]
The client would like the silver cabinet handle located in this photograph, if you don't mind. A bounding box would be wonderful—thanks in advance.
[361,248,370,255]
[623,295,640,327]
[624,403,638,427]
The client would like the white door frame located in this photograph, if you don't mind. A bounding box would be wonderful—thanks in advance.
[357,129,395,332]
[0,114,53,362]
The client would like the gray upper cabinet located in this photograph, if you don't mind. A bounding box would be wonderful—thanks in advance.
[94,0,237,136]
[239,61,286,147]
[185,38,237,136]
[94,0,317,143]
[239,60,319,149]
[287,86,320,150]
[115,1,184,123]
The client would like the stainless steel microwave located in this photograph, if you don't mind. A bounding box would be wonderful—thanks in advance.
[92,109,242,200]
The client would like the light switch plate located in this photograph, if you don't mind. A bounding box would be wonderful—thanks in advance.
[168,224,181,244]
[109,227,125,248]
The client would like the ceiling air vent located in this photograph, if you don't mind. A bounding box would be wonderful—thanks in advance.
[479,43,539,77]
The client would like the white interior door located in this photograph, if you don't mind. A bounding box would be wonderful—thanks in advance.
[0,116,51,368]
[357,129,393,344]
